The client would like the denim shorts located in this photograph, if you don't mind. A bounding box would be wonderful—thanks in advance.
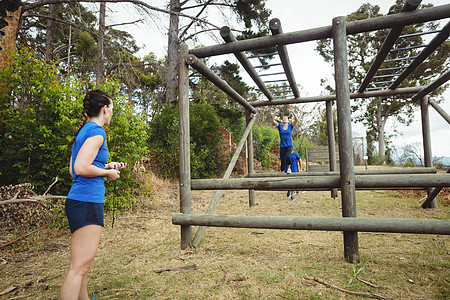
[65,199,104,233]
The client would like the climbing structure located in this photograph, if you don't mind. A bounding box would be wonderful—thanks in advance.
[173,0,450,263]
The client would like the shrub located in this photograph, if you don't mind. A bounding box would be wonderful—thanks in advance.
[0,49,149,210]
[147,101,226,179]
[0,49,82,194]
[252,125,279,169]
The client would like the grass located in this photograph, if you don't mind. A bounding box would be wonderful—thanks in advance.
[1,172,449,299]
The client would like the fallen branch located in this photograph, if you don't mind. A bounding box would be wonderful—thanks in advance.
[0,224,50,249]
[153,264,197,274]
[0,195,66,205]
[357,277,381,288]
[43,176,59,196]
[0,285,18,296]
[308,277,387,299]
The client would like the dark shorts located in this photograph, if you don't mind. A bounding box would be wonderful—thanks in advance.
[65,199,104,233]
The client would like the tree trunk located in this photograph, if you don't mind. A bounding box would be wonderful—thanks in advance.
[164,0,180,103]
[95,2,106,86]
[376,103,388,164]
[45,3,55,61]
[0,0,22,66]
[0,0,22,100]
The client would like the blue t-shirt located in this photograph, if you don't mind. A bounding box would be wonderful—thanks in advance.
[67,122,109,203]
[288,152,301,173]
[278,123,293,147]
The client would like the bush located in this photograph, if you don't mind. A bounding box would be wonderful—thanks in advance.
[252,125,279,169]
[0,49,82,194]
[102,81,149,209]
[147,101,226,179]
[0,49,149,210]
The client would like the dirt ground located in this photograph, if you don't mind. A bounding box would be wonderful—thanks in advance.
[1,169,449,299]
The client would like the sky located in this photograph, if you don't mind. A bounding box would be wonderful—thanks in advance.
[104,0,450,159]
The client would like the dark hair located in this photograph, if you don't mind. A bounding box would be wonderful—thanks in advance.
[68,89,112,148]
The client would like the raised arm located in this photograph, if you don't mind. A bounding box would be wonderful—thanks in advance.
[288,106,298,127]
[271,106,280,127]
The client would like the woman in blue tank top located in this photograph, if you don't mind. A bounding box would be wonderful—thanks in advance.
[272,106,298,173]
[61,90,127,300]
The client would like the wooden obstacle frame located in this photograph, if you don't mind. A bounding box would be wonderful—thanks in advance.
[305,146,340,172]
[174,0,450,263]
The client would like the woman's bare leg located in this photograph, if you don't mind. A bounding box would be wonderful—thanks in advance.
[60,225,102,300]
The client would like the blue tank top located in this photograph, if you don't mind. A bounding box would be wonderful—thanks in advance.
[67,122,108,203]
[278,123,293,147]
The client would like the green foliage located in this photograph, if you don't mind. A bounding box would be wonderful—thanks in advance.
[0,49,82,194]
[103,82,149,210]
[252,125,279,168]
[348,265,365,287]
[0,49,149,208]
[293,136,315,159]
[147,101,226,179]
[213,104,245,144]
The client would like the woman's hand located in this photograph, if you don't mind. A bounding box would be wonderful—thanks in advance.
[274,106,280,113]
[107,162,127,171]
[106,169,121,181]
[288,106,294,113]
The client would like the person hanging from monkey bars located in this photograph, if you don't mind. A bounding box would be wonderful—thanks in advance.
[272,106,298,174]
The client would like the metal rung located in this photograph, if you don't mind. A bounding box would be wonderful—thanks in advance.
[254,63,282,69]
[367,87,385,91]
[399,30,441,39]
[374,74,399,78]
[391,44,427,52]
[274,94,294,98]
[263,79,287,83]
[379,66,407,71]
[247,52,278,59]
[372,80,394,85]
[258,72,285,77]
[267,85,290,89]
[384,56,418,62]
[272,90,291,94]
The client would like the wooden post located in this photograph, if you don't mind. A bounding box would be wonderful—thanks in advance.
[191,115,256,247]
[332,16,359,263]
[421,95,437,208]
[178,43,192,249]
[326,101,338,198]
[246,110,255,207]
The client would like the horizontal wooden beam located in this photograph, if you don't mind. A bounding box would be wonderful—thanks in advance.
[191,174,450,190]
[249,87,424,107]
[186,54,256,113]
[172,214,450,235]
[189,4,450,58]
[248,167,437,178]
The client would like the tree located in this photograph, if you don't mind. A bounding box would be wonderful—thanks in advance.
[315,1,449,163]
[164,0,271,103]
[0,48,149,198]
[0,0,22,98]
